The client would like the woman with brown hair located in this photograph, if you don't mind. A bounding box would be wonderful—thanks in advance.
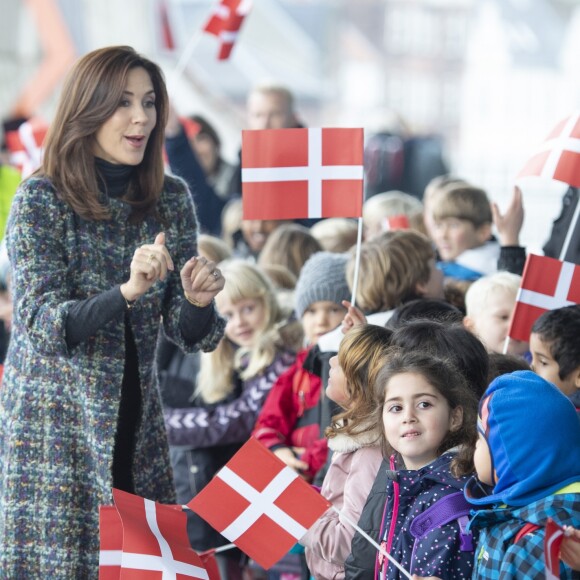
[0,46,225,577]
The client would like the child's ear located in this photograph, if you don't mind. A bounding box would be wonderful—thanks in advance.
[476,222,492,245]
[450,406,463,432]
[463,316,475,333]
[573,366,580,390]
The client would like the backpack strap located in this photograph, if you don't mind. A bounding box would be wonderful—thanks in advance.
[513,523,541,544]
[409,491,474,552]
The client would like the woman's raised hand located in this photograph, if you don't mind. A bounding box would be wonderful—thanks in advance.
[121,232,175,302]
[181,255,225,308]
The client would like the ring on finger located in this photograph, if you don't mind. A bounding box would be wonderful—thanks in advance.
[212,270,220,280]
[147,253,155,265]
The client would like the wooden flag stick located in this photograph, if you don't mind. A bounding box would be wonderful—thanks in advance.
[331,506,412,579]
[349,217,364,308]
[502,335,511,355]
[558,190,580,261]
[214,543,237,554]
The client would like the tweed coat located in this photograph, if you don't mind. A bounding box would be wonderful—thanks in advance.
[0,174,225,578]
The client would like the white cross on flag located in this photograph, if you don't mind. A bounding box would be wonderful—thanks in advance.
[241,127,364,220]
[203,0,252,60]
[508,254,580,342]
[5,118,49,179]
[99,489,210,580]
[544,519,565,580]
[188,437,331,570]
[517,112,580,187]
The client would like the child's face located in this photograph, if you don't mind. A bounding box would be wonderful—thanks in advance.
[530,333,580,396]
[382,372,462,470]
[432,217,490,262]
[473,433,494,486]
[326,355,349,406]
[467,288,528,355]
[301,300,347,346]
[215,295,267,348]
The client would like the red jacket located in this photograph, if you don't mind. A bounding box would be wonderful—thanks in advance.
[252,348,328,480]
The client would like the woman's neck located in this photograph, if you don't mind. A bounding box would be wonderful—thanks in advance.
[95,157,135,198]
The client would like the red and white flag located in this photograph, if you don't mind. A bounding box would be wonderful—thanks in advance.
[158,0,176,51]
[545,519,565,580]
[188,438,331,570]
[5,118,49,178]
[508,254,580,342]
[99,489,210,579]
[203,0,252,60]
[242,127,364,220]
[517,112,580,187]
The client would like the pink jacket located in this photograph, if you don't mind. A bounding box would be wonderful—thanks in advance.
[301,424,383,580]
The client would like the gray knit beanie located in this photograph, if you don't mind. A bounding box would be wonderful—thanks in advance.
[295,252,350,319]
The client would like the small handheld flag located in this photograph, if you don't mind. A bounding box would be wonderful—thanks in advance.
[203,0,252,60]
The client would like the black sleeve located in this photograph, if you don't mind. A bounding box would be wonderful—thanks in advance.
[65,286,126,349]
[497,245,526,275]
[179,299,217,344]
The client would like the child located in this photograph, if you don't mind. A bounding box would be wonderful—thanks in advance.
[301,325,393,580]
[464,371,580,579]
[253,251,351,481]
[162,260,300,574]
[464,271,529,357]
[310,218,359,253]
[360,350,478,579]
[431,184,498,281]
[362,191,425,240]
[530,304,580,409]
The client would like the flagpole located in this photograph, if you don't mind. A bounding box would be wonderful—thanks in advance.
[502,336,510,355]
[214,543,237,554]
[331,506,412,580]
[558,190,580,261]
[170,29,203,87]
[350,217,364,309]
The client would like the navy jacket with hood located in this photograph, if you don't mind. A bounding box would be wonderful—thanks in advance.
[346,451,474,580]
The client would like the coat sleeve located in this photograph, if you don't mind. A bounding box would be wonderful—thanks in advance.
[159,176,225,354]
[251,362,301,449]
[164,353,293,447]
[303,446,383,574]
[6,180,77,357]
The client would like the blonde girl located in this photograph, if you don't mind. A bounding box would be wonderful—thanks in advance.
[301,324,393,580]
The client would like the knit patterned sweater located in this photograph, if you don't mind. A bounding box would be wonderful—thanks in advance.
[0,174,225,578]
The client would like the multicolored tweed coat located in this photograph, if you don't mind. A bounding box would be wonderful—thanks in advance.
[0,174,225,578]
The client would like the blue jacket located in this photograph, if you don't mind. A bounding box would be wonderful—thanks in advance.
[469,488,580,579]
[346,452,474,579]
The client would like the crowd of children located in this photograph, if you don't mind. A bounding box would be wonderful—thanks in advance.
[2,77,580,580]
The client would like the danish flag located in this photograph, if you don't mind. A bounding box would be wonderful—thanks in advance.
[508,254,580,342]
[203,0,252,60]
[99,489,210,579]
[517,112,580,187]
[188,438,331,569]
[242,127,364,220]
[545,519,565,580]
[5,118,48,178]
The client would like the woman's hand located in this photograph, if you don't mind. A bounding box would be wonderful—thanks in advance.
[181,255,225,307]
[121,232,174,302]
[341,300,367,334]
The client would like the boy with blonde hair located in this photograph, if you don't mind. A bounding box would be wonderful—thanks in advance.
[464,271,528,356]
[431,184,498,281]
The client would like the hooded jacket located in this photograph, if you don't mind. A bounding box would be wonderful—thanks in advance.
[345,451,473,580]
[465,370,580,579]
[301,423,383,580]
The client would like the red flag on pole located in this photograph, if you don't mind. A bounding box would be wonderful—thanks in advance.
[517,112,580,187]
[5,118,48,178]
[507,254,580,342]
[545,518,565,580]
[159,0,176,51]
[242,127,364,220]
[203,0,251,60]
[188,438,331,569]
[99,489,210,579]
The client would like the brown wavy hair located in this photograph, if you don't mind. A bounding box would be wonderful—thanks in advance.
[326,324,393,440]
[40,45,168,222]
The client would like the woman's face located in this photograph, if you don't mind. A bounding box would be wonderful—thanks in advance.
[93,66,157,165]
